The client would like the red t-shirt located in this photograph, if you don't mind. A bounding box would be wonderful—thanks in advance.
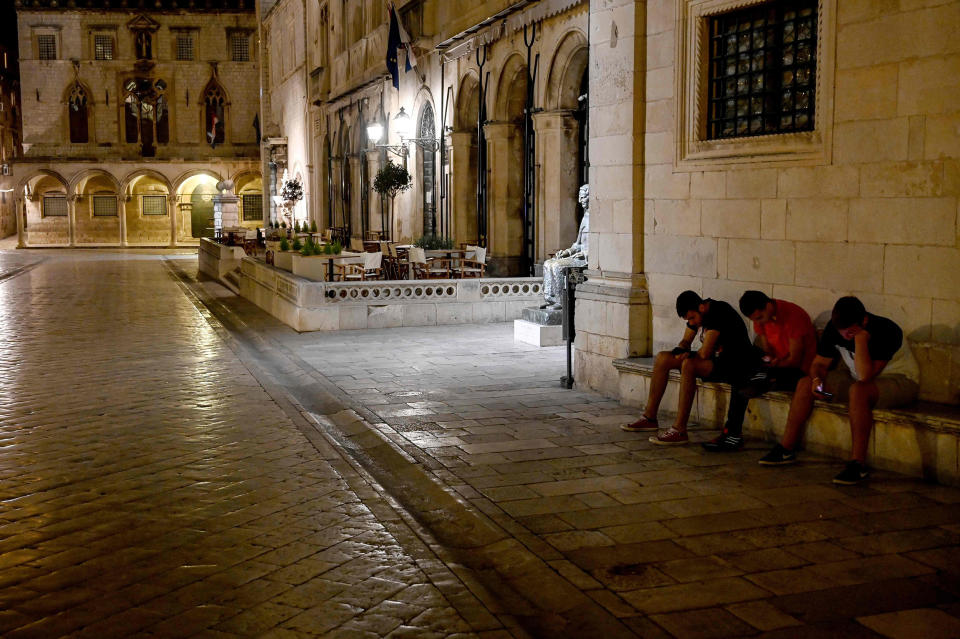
[753,299,817,373]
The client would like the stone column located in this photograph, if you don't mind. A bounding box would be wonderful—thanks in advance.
[574,0,651,396]
[449,131,478,247]
[483,121,523,276]
[16,196,25,248]
[365,149,381,237]
[216,180,240,229]
[67,195,77,247]
[532,110,579,263]
[119,196,128,247]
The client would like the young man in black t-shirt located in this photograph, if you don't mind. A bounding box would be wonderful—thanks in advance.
[622,290,756,445]
[759,297,919,484]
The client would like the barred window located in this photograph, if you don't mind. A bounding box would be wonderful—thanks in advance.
[707,0,817,140]
[43,195,67,217]
[93,195,117,217]
[176,34,194,61]
[231,33,250,62]
[38,35,57,60]
[94,35,114,60]
[242,194,263,221]
[142,194,167,216]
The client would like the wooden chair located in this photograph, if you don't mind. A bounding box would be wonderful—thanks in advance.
[338,251,383,281]
[349,237,365,252]
[459,244,486,278]
[409,247,451,279]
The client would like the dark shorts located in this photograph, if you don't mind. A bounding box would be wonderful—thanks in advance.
[703,352,758,384]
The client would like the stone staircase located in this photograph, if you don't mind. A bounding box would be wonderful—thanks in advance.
[614,357,960,485]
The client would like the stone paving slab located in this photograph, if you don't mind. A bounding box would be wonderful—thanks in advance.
[0,250,514,638]
[186,261,960,638]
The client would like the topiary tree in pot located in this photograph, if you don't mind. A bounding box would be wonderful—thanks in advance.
[372,161,411,241]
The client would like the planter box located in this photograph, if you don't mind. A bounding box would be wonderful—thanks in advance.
[274,250,295,272]
[292,254,330,281]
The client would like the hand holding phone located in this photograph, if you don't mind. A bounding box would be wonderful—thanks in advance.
[813,379,834,400]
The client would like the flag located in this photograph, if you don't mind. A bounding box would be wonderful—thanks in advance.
[208,107,221,148]
[253,113,261,145]
[386,3,401,89]
[395,6,417,72]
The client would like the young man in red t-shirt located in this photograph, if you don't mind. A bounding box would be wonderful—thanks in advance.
[703,291,817,452]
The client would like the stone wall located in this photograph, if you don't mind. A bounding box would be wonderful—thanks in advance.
[576,0,960,405]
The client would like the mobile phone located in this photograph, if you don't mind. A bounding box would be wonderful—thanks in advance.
[815,382,834,400]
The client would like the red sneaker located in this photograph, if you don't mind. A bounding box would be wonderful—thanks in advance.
[649,427,689,445]
[621,415,659,432]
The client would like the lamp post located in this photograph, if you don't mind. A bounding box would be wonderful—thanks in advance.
[369,107,438,161]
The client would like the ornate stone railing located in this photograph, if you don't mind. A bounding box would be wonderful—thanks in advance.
[237,257,542,332]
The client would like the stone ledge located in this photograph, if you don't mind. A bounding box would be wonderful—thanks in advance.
[614,356,960,485]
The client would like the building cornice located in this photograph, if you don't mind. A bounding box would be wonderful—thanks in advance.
[14,0,254,12]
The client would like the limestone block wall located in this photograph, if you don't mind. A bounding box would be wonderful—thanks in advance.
[640,0,960,404]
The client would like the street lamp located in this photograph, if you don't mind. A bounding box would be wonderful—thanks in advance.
[374,107,438,159]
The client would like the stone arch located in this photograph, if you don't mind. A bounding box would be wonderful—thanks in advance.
[543,29,588,110]
[494,54,527,122]
[172,168,221,195]
[69,169,120,195]
[19,169,69,197]
[455,72,479,131]
[121,169,173,195]
[19,170,71,246]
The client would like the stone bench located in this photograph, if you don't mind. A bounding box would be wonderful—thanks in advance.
[614,357,960,485]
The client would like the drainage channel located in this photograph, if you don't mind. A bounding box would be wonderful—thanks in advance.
[164,259,640,639]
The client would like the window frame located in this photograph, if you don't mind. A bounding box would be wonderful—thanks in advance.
[241,193,263,222]
[94,34,114,60]
[36,33,58,61]
[141,194,168,216]
[674,0,836,170]
[42,194,68,218]
[92,194,118,217]
[229,31,251,62]
[174,30,196,61]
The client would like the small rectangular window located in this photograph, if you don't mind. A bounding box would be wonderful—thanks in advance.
[43,195,68,217]
[707,0,817,140]
[93,195,117,217]
[94,35,114,60]
[176,34,194,61]
[242,194,263,221]
[231,33,250,62]
[142,194,167,216]
[38,35,57,60]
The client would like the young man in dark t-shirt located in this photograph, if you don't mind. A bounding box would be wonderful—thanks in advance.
[622,291,756,445]
[759,296,919,484]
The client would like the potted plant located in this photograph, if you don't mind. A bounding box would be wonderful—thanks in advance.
[275,236,295,271]
[373,161,411,241]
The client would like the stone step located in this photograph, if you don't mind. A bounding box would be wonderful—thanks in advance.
[614,357,960,485]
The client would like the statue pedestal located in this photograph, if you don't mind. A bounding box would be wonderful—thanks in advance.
[514,306,563,347]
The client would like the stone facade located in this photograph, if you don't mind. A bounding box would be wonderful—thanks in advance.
[12,1,263,247]
[0,42,21,239]
[577,0,960,405]
[261,0,590,276]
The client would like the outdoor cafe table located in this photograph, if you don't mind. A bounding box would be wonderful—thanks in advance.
[424,248,468,275]
[297,250,362,281]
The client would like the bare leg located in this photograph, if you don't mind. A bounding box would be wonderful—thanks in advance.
[848,381,879,463]
[672,358,714,432]
[643,351,682,419]
[781,376,816,450]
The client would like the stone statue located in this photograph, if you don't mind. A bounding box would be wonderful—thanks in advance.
[541,184,589,309]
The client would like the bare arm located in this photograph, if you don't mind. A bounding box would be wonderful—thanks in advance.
[774,336,805,369]
[809,355,833,398]
[697,329,720,360]
[854,330,888,381]
[677,325,697,350]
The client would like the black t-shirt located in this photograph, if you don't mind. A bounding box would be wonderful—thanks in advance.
[818,312,902,362]
[700,299,752,358]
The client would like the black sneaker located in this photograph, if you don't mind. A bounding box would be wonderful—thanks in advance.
[702,432,744,452]
[833,461,870,485]
[758,444,796,465]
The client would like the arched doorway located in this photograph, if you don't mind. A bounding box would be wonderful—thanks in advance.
[419,102,436,237]
[452,74,480,247]
[191,184,216,238]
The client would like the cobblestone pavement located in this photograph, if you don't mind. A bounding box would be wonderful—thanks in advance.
[0,250,514,638]
[192,263,960,639]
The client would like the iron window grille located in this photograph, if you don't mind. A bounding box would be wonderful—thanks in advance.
[93,195,117,217]
[241,194,263,221]
[142,194,167,216]
[231,33,250,62]
[94,35,114,60]
[38,35,57,60]
[43,195,67,217]
[176,34,194,61]
[707,0,817,139]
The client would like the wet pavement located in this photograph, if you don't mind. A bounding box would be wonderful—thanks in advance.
[2,249,960,638]
[0,250,509,638]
